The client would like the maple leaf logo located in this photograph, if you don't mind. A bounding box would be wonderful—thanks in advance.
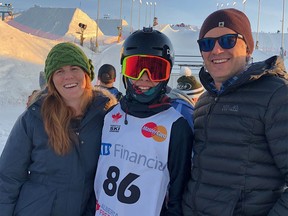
[112,112,122,123]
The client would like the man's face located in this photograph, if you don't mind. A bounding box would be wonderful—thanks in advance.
[201,27,249,89]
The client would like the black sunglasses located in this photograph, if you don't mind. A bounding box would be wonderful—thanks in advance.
[197,34,244,52]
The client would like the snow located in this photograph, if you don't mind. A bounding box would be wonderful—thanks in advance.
[0,6,288,154]
[0,105,25,153]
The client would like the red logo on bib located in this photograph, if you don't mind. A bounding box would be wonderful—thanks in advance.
[112,112,122,123]
[141,122,167,142]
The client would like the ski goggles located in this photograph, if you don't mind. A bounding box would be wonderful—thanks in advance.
[197,34,244,52]
[122,55,171,82]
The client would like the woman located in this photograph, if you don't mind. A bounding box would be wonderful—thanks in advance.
[0,42,117,216]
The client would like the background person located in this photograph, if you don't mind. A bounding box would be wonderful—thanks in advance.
[39,71,46,89]
[96,63,123,101]
[0,42,117,216]
[26,89,39,107]
[26,71,46,107]
[26,70,47,107]
[94,27,193,216]
[176,67,204,106]
[182,8,288,216]
[167,67,204,130]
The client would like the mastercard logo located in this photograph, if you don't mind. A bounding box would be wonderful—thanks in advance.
[141,122,167,142]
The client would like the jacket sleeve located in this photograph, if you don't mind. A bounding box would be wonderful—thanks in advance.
[161,117,193,216]
[266,84,288,216]
[83,191,96,216]
[0,113,32,215]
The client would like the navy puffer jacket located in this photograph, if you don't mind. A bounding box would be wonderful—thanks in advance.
[183,56,288,216]
[0,89,116,216]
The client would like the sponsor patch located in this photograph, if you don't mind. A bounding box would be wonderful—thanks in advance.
[100,143,112,155]
[141,122,167,142]
[110,125,120,132]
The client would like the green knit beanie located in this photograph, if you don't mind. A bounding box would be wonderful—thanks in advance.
[44,42,95,81]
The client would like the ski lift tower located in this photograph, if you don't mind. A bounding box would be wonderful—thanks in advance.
[0,3,13,21]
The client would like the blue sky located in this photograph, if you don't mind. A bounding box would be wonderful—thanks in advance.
[7,0,287,33]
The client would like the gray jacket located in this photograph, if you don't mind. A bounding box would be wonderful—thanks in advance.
[0,89,116,216]
[183,56,288,216]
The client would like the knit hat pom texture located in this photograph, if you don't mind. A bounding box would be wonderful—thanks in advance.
[177,67,204,98]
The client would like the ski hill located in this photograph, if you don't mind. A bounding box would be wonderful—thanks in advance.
[7,6,104,40]
[0,6,287,104]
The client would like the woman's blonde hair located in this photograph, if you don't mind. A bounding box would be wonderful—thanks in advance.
[42,73,93,155]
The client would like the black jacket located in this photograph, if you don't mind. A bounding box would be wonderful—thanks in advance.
[183,56,288,216]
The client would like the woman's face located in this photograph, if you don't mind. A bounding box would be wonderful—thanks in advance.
[52,65,87,104]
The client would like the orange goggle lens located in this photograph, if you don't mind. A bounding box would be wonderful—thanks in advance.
[122,55,171,82]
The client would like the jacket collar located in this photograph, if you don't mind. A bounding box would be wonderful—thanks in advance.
[200,55,288,96]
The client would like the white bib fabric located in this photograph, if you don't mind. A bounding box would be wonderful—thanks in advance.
[94,104,182,216]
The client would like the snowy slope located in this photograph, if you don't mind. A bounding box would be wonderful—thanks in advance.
[8,6,104,40]
[98,18,128,36]
[0,21,57,64]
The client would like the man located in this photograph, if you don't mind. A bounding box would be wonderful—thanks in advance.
[94,27,193,215]
[183,8,288,216]
[96,64,123,101]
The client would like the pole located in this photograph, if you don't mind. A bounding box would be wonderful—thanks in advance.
[118,0,123,43]
[145,2,148,27]
[154,2,156,18]
[149,2,152,27]
[95,0,100,52]
[138,0,142,30]
[256,0,261,49]
[242,0,247,13]
[130,0,135,34]
[120,0,123,30]
[280,0,285,58]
